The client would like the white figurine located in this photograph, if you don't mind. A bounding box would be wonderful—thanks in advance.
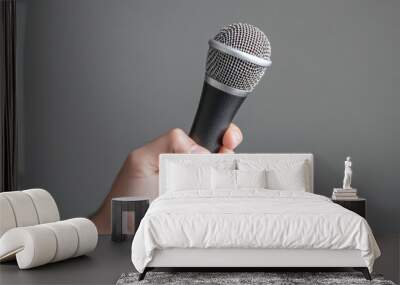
[342,156,352,189]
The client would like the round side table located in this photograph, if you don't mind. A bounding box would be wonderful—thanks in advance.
[111,197,149,242]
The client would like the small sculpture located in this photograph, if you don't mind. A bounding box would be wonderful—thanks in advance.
[342,156,352,189]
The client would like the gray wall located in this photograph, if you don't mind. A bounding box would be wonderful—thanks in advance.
[17,0,399,234]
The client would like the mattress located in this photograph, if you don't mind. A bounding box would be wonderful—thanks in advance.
[131,189,380,273]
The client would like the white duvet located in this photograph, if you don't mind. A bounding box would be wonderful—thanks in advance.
[131,189,380,273]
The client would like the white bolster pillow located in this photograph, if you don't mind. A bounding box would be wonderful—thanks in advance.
[0,218,98,269]
[64,218,98,257]
[0,196,17,237]
[0,191,40,227]
[23,189,60,224]
[0,189,60,237]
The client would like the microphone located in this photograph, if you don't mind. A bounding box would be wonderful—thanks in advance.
[189,23,271,153]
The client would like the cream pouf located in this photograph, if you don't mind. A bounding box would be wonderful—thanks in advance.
[0,189,97,269]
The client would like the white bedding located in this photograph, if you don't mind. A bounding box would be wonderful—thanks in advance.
[131,189,380,273]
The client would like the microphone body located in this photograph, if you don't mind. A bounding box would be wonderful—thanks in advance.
[190,82,245,153]
[189,23,271,152]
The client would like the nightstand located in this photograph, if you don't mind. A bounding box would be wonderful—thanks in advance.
[332,198,366,218]
[111,197,150,242]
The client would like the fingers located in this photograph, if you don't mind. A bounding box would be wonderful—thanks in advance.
[166,128,209,154]
[139,128,209,158]
[128,128,210,176]
[127,125,241,178]
[219,146,235,154]
[165,126,242,154]
[221,123,243,151]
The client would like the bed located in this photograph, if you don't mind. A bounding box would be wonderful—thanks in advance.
[131,154,380,280]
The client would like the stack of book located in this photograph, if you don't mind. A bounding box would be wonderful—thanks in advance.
[332,188,358,200]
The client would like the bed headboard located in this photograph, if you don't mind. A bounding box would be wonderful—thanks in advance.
[159,153,314,195]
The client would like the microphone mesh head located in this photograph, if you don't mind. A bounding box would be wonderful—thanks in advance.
[206,23,271,92]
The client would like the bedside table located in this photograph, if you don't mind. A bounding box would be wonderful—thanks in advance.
[332,198,366,218]
[111,197,150,242]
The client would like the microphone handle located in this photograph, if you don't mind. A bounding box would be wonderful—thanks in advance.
[189,81,246,153]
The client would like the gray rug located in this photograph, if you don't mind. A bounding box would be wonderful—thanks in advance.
[116,272,396,285]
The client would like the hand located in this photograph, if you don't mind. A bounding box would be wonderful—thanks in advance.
[91,124,243,234]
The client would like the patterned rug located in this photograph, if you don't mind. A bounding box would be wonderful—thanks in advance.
[116,271,396,285]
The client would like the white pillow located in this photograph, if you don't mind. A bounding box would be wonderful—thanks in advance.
[212,168,236,190]
[167,163,212,191]
[236,169,267,189]
[267,166,306,191]
[238,159,308,191]
[212,168,268,190]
